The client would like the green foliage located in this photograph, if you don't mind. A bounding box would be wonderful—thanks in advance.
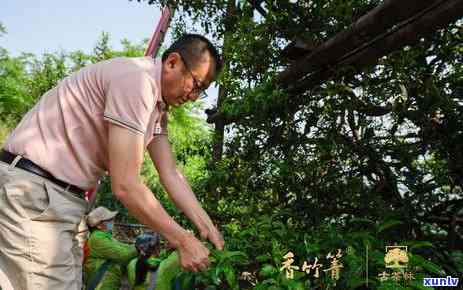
[28,52,69,98]
[0,50,33,123]
[170,214,458,289]
[131,1,463,289]
[4,2,463,288]
[175,248,249,290]
[92,31,114,62]
[0,22,6,36]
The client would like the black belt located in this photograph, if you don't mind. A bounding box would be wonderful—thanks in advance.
[0,150,86,200]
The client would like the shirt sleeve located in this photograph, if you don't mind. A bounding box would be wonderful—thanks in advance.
[104,71,155,135]
[156,251,181,290]
[88,231,138,265]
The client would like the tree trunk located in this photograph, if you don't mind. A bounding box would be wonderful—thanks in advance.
[208,0,237,199]
[212,86,225,163]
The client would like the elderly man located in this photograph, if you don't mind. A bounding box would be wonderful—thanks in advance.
[0,33,224,290]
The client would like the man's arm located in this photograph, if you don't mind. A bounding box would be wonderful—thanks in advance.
[147,135,224,250]
[108,123,210,272]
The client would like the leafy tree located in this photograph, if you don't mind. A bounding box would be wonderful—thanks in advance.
[0,22,6,36]
[3,3,463,287]
[130,1,463,288]
[92,31,114,62]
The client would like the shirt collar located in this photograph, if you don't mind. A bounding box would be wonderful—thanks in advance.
[152,57,168,110]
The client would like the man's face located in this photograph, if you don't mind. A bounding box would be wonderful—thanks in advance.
[161,52,215,107]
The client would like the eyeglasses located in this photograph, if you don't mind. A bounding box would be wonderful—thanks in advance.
[178,52,208,100]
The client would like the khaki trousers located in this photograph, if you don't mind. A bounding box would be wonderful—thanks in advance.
[0,159,87,290]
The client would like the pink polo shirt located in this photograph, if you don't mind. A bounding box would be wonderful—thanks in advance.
[4,57,168,190]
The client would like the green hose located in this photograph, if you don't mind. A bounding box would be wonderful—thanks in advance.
[155,251,181,290]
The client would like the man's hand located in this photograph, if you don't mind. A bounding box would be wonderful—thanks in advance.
[199,223,224,251]
[177,232,210,272]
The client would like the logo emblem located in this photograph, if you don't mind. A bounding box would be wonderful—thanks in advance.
[384,246,409,269]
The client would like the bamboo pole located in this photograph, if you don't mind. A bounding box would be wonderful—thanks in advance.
[144,6,173,57]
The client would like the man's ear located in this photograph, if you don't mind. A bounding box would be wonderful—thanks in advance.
[166,52,181,69]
